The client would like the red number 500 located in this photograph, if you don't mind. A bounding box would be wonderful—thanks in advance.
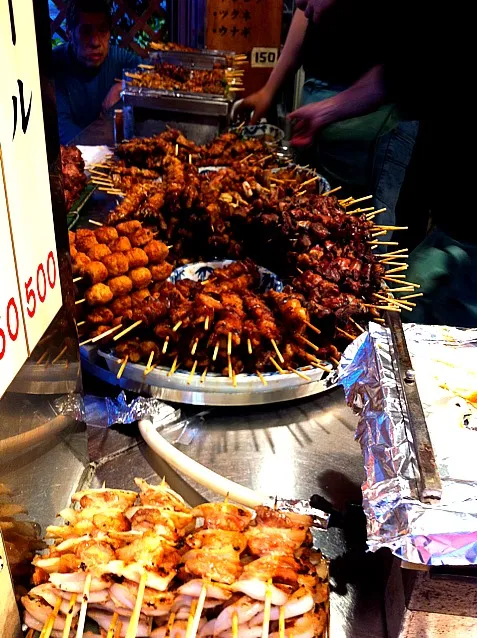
[0,297,20,361]
[24,251,57,319]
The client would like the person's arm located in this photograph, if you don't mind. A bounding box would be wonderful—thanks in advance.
[56,85,82,144]
[288,64,387,147]
[238,10,309,123]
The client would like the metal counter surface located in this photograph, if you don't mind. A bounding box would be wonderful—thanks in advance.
[87,383,390,638]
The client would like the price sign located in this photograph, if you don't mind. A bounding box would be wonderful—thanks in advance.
[0,0,62,398]
[0,532,21,637]
[251,47,279,68]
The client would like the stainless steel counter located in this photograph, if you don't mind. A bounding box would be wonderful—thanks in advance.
[86,384,390,638]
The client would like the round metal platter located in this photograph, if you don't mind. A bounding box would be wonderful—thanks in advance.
[80,344,338,406]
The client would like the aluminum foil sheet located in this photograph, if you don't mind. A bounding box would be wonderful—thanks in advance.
[339,322,477,566]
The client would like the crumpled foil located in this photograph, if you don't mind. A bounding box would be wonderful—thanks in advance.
[339,322,477,566]
[274,498,330,529]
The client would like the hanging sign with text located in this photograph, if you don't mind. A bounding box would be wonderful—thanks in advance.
[0,0,62,398]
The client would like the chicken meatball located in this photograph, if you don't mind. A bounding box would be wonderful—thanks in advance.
[131,289,151,307]
[109,276,133,297]
[116,221,142,236]
[83,261,108,284]
[125,248,148,269]
[143,240,169,264]
[130,267,152,289]
[87,244,112,261]
[76,234,98,253]
[130,228,154,247]
[95,226,119,244]
[103,252,130,276]
[150,262,173,282]
[109,236,132,253]
[72,252,91,276]
[109,295,132,316]
[86,308,114,325]
[85,283,113,306]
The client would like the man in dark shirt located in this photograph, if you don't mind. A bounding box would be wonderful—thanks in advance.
[52,0,140,143]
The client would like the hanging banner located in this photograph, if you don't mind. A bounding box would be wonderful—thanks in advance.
[0,0,62,398]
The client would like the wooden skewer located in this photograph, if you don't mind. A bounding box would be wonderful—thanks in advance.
[240,153,254,163]
[186,581,208,638]
[256,370,268,386]
[374,292,413,310]
[322,186,342,197]
[345,194,373,207]
[138,63,154,69]
[106,190,124,196]
[204,316,210,331]
[106,612,119,638]
[73,276,83,283]
[227,332,232,356]
[270,338,284,363]
[368,240,400,246]
[79,337,94,347]
[269,356,286,374]
[191,338,199,356]
[126,571,148,638]
[400,292,424,300]
[41,596,62,638]
[88,219,104,226]
[187,360,198,385]
[162,336,169,354]
[213,342,219,361]
[175,143,179,156]
[311,360,333,372]
[289,367,312,381]
[279,604,286,638]
[200,367,208,383]
[51,345,68,364]
[336,327,356,341]
[145,350,155,372]
[385,286,416,293]
[247,338,253,355]
[300,335,319,352]
[185,600,198,637]
[371,230,388,238]
[75,573,92,638]
[165,612,176,638]
[113,320,143,341]
[75,298,85,305]
[377,248,408,258]
[304,320,321,335]
[144,363,158,377]
[116,356,128,379]
[261,579,273,638]
[232,369,237,388]
[349,317,365,333]
[350,206,375,214]
[232,611,239,638]
[167,356,179,377]
[92,323,124,343]
[173,320,182,332]
[76,320,85,327]
[36,350,49,365]
[385,265,409,275]
[374,225,408,231]
[330,356,340,367]
[228,355,233,379]
[299,174,320,188]
[384,274,406,282]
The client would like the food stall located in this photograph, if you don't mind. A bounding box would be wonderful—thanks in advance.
[2,1,477,638]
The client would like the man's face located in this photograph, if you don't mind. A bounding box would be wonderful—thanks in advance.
[69,12,110,68]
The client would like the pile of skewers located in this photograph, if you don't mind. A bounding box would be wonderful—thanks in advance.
[125,62,244,98]
[22,479,329,637]
[80,129,420,384]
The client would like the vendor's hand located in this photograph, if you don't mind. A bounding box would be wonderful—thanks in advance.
[295,0,336,23]
[235,87,274,124]
[102,82,122,113]
[288,101,336,147]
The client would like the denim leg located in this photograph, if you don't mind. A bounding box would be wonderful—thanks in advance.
[371,120,419,250]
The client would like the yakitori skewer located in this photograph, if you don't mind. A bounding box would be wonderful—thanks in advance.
[270,338,284,363]
[200,367,208,383]
[117,356,128,379]
[269,356,285,374]
[289,367,312,381]
[125,571,148,638]
[336,327,356,341]
[261,580,273,638]
[349,317,365,333]
[106,613,119,638]
[256,370,268,386]
[41,596,62,638]
[75,573,92,638]
[113,320,143,341]
[61,594,78,638]
[92,324,124,343]
[51,345,68,364]
[322,186,342,196]
[188,360,198,385]
[187,581,208,638]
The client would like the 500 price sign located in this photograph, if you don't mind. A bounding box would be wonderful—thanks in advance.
[0,1,62,398]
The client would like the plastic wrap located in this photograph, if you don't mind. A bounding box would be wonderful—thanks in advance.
[339,322,477,565]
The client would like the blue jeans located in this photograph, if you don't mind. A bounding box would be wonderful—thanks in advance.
[301,79,418,243]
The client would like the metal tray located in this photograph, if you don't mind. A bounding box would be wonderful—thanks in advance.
[148,50,236,69]
[80,345,338,406]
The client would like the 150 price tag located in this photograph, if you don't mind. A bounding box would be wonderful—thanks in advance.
[251,47,279,68]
